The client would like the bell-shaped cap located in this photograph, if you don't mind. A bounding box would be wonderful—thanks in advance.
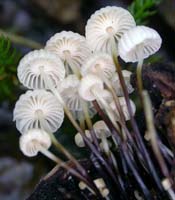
[19,129,51,157]
[118,26,162,63]
[78,74,104,101]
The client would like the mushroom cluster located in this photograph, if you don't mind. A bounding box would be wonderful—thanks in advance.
[13,5,163,199]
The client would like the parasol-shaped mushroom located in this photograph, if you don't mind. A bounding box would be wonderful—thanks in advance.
[17,49,65,90]
[45,31,91,77]
[81,53,115,80]
[85,6,136,54]
[13,90,64,134]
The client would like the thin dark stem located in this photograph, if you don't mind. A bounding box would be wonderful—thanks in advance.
[112,52,163,190]
[121,143,151,199]
[64,107,118,191]
[41,148,97,194]
[50,133,87,176]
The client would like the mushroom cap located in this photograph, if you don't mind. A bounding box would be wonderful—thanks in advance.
[78,74,104,101]
[74,130,92,147]
[81,53,116,79]
[93,120,111,138]
[118,26,162,63]
[45,31,91,74]
[60,75,97,119]
[110,97,136,121]
[94,178,109,197]
[17,49,65,89]
[111,70,134,96]
[19,129,51,157]
[13,90,64,134]
[85,6,136,53]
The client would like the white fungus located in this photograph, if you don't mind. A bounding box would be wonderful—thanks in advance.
[60,75,96,120]
[19,129,51,157]
[111,70,134,96]
[45,31,91,75]
[78,74,104,101]
[86,6,136,53]
[81,53,116,79]
[74,130,92,148]
[93,120,111,139]
[118,26,162,63]
[17,49,65,89]
[13,90,64,134]
[110,97,136,121]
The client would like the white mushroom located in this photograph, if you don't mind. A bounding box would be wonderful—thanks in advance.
[81,53,116,79]
[13,90,64,134]
[118,25,162,93]
[78,74,104,102]
[111,70,134,96]
[17,49,65,90]
[74,130,92,148]
[60,75,96,120]
[118,26,162,63]
[94,178,109,197]
[110,97,136,121]
[79,74,117,127]
[19,128,51,157]
[86,6,136,54]
[78,178,109,197]
[93,120,111,154]
[45,31,91,76]
[93,120,111,139]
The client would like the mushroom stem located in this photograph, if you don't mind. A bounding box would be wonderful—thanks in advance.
[63,103,116,184]
[42,67,116,187]
[100,133,110,155]
[81,99,93,129]
[39,147,95,192]
[136,59,144,96]
[66,59,81,78]
[142,90,170,178]
[41,70,83,133]
[38,117,87,177]
[162,178,175,200]
[81,99,100,150]
[91,87,121,134]
[96,68,127,125]
[49,133,88,176]
[111,43,163,190]
[79,113,85,130]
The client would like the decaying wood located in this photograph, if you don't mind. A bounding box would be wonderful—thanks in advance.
[27,160,99,200]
